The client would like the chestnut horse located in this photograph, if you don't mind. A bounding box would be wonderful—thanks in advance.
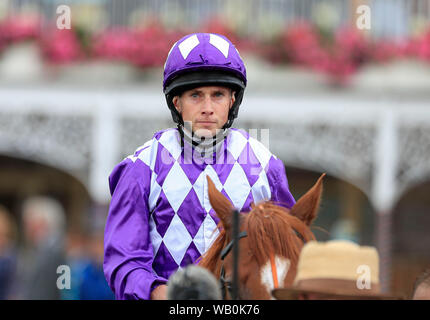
[199,174,325,299]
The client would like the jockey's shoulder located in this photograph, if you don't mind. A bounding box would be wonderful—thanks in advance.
[152,127,179,142]
[229,127,277,160]
[123,128,179,165]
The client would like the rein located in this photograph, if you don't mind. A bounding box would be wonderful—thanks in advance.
[219,230,247,300]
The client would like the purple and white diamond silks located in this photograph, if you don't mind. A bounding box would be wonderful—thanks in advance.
[104,128,295,300]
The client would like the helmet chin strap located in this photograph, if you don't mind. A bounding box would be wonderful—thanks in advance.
[178,122,229,156]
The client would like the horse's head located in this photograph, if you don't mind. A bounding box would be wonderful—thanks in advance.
[199,174,325,299]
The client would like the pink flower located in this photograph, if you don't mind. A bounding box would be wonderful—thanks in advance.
[0,14,40,43]
[131,22,184,68]
[280,22,322,65]
[334,28,370,65]
[414,30,430,61]
[92,28,140,62]
[321,51,357,85]
[371,41,401,62]
[40,29,83,64]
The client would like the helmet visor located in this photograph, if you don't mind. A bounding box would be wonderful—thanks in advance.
[164,70,245,97]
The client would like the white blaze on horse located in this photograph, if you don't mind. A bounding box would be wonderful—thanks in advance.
[199,174,325,299]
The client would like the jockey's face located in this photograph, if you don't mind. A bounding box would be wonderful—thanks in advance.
[173,86,235,137]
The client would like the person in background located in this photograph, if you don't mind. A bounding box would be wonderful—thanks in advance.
[272,240,402,300]
[61,228,91,300]
[412,268,430,300]
[12,196,66,300]
[79,230,114,300]
[61,227,114,300]
[0,205,17,300]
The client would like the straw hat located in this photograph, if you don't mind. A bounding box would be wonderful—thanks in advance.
[272,240,401,300]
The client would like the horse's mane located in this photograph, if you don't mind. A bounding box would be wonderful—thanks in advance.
[199,201,315,277]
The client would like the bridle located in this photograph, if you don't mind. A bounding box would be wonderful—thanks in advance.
[219,230,247,299]
[218,227,308,300]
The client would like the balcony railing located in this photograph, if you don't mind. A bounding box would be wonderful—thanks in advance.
[3,0,430,40]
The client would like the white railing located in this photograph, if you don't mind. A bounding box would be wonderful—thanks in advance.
[5,0,430,39]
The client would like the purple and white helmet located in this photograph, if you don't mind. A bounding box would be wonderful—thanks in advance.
[163,33,247,128]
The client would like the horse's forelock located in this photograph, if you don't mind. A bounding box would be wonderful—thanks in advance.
[245,202,314,267]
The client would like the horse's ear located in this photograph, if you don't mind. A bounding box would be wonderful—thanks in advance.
[207,175,233,231]
[290,173,325,226]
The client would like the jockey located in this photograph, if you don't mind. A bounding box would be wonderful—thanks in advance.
[103,33,296,300]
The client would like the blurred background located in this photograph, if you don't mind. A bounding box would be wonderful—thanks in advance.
[0,0,429,299]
